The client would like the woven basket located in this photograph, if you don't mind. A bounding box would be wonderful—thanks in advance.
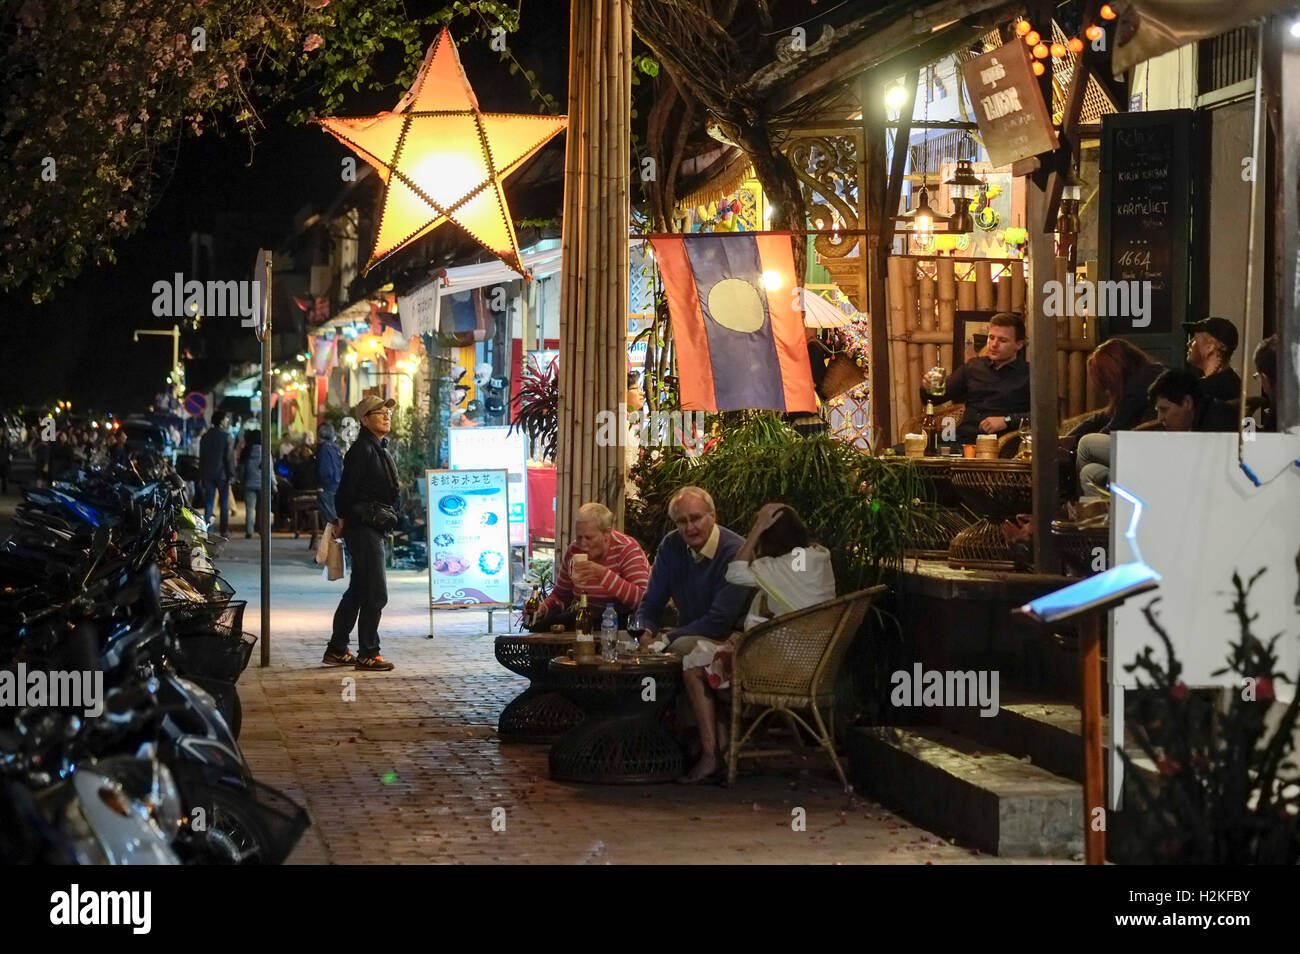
[817,353,867,400]
[950,460,1033,519]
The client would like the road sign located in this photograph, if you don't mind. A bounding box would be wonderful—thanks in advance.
[183,392,207,417]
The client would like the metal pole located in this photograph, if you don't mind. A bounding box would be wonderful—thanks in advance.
[260,250,273,667]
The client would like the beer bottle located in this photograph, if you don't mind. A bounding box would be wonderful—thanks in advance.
[523,586,540,626]
[921,400,939,456]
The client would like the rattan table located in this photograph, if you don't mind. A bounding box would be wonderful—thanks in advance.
[948,459,1033,571]
[494,633,585,744]
[884,456,973,558]
[547,655,685,784]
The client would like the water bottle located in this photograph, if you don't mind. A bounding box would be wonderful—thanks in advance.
[600,603,618,662]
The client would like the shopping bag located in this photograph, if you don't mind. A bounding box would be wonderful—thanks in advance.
[325,537,345,581]
[315,522,334,565]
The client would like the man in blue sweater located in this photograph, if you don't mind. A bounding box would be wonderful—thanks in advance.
[639,486,753,645]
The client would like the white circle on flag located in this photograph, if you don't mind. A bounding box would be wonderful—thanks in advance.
[706,278,766,333]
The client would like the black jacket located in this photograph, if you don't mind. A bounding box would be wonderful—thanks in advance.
[335,428,400,523]
[198,427,235,483]
[1067,362,1166,437]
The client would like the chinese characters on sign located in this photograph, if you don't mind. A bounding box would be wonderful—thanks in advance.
[426,468,511,608]
[960,42,1058,168]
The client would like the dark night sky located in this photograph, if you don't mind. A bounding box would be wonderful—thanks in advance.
[0,3,571,415]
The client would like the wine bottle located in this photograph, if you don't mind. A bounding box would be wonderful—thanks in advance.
[921,400,939,456]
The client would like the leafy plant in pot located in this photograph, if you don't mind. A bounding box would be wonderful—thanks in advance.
[509,357,558,462]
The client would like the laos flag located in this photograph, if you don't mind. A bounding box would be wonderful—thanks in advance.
[650,233,817,413]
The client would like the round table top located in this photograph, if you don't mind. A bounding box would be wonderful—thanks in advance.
[494,632,577,646]
[550,653,681,673]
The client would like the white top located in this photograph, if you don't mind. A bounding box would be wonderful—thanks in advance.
[725,544,836,631]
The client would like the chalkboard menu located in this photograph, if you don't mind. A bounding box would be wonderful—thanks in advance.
[1098,110,1203,356]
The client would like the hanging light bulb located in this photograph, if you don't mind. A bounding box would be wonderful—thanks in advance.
[1032,61,1046,76]
[1068,37,1084,53]
[1033,43,1050,59]
[1086,25,1104,41]
[1015,19,1032,37]
[1100,4,1117,20]
[1025,30,1041,46]
[1050,42,1067,58]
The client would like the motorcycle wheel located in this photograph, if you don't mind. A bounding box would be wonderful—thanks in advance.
[181,782,272,864]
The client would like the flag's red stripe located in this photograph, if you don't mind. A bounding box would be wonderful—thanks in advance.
[651,237,717,411]
[754,234,818,413]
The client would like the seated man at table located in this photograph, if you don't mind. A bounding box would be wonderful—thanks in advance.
[531,502,651,628]
[1148,368,1239,433]
[639,486,754,647]
[924,312,1031,447]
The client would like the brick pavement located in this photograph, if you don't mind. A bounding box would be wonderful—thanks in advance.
[215,526,1055,865]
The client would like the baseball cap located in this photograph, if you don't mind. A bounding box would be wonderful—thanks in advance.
[1183,316,1238,355]
[353,395,396,419]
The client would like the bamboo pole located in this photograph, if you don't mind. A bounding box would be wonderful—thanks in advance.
[1068,351,1086,418]
[956,276,976,309]
[1009,260,1025,313]
[887,257,909,442]
[936,257,956,372]
[919,272,938,370]
[974,261,994,311]
[902,261,923,424]
[995,265,1012,312]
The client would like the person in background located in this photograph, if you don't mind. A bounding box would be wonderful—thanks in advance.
[531,502,651,627]
[1251,334,1278,434]
[1148,368,1238,433]
[675,503,837,784]
[1068,339,1167,498]
[324,396,400,672]
[317,423,343,524]
[923,312,1030,447]
[198,412,236,535]
[240,429,269,538]
[1183,316,1241,404]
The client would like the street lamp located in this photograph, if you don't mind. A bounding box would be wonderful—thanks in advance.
[133,325,183,399]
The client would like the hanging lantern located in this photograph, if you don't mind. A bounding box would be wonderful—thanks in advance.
[1050,42,1067,58]
[1056,168,1087,248]
[1086,25,1104,41]
[1025,30,1041,46]
[944,158,984,233]
[1100,4,1117,20]
[314,28,568,276]
[1068,37,1085,53]
[1032,61,1046,76]
[896,185,950,237]
[1015,19,1032,36]
[1033,43,1050,59]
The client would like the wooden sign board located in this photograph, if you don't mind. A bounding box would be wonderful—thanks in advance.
[961,42,1058,169]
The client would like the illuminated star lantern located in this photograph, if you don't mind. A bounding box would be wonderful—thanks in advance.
[314,28,567,275]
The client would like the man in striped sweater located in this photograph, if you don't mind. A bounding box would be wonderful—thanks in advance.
[533,502,650,625]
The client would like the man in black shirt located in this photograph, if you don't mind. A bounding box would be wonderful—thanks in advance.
[1148,368,1238,432]
[928,312,1031,446]
[1183,316,1241,403]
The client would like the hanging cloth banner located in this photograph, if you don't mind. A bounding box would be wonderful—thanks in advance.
[650,232,816,413]
[1111,0,1285,75]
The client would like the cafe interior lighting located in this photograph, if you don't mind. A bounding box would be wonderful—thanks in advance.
[1086,25,1104,41]
[1015,19,1031,36]
[1032,61,1046,76]
[884,84,908,110]
[1290,20,1300,38]
[1024,30,1040,46]
[761,270,784,291]
[944,157,984,234]
[1068,37,1084,53]
[1050,42,1066,58]
[1033,43,1049,59]
[1100,4,1117,20]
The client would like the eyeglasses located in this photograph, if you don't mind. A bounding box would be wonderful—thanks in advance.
[366,408,392,418]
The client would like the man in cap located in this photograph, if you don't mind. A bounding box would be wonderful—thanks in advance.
[323,395,400,671]
[1184,316,1241,404]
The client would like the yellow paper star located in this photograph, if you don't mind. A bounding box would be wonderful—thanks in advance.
[315,28,567,275]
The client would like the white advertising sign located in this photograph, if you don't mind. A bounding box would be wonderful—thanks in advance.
[449,426,528,546]
[426,468,511,607]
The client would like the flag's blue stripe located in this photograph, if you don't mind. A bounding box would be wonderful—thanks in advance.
[683,234,785,411]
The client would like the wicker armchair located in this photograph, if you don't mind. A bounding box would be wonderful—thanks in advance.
[726,585,887,788]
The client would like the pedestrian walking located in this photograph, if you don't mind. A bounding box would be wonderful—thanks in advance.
[198,412,236,535]
[316,422,343,524]
[323,396,400,671]
[240,429,270,538]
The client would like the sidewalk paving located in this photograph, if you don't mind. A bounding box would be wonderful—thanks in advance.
[216,529,1065,866]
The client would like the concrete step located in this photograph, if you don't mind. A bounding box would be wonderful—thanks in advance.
[947,700,1105,784]
[847,725,1083,858]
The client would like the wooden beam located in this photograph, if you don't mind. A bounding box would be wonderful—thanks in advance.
[881,70,919,256]
[1042,58,1093,234]
[1080,613,1106,865]
[861,74,892,444]
[765,0,1012,113]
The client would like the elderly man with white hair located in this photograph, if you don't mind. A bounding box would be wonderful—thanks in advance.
[532,502,651,627]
